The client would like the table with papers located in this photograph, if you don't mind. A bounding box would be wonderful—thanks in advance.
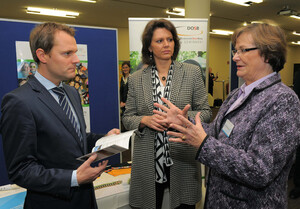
[0,172,131,209]
[94,172,131,209]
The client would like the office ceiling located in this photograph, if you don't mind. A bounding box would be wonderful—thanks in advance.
[0,0,299,43]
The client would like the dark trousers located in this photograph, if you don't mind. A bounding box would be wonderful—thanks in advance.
[294,147,300,187]
[155,166,195,209]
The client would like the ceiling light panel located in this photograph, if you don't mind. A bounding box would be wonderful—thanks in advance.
[166,8,185,16]
[26,7,79,18]
[292,41,300,45]
[223,0,263,7]
[210,29,234,36]
[78,0,97,3]
[290,15,300,20]
[293,31,300,36]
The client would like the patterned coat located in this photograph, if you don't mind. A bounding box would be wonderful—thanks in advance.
[199,73,300,209]
[122,61,212,209]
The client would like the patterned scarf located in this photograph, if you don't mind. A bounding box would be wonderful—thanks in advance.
[151,63,174,183]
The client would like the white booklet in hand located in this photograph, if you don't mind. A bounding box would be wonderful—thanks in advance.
[77,129,136,162]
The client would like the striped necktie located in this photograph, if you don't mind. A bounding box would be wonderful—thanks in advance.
[52,87,83,148]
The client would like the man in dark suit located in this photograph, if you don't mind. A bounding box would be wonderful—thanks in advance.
[0,22,119,209]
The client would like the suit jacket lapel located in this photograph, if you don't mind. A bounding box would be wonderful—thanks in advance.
[142,66,155,114]
[28,77,84,153]
[170,61,184,104]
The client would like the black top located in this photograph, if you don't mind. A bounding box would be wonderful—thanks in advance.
[294,71,300,99]
[208,72,216,95]
[120,77,128,103]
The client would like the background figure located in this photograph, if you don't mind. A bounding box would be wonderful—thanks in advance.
[68,73,89,105]
[69,80,75,87]
[76,63,88,78]
[120,61,130,114]
[74,81,84,104]
[208,67,218,96]
[74,81,80,90]
[74,74,81,83]
[183,59,206,85]
[78,77,84,86]
[82,85,89,105]
[159,21,300,209]
[290,147,300,199]
[120,61,130,132]
[20,62,30,78]
[289,69,300,199]
[0,22,119,209]
[18,78,27,86]
[122,19,211,209]
[135,61,148,72]
[29,62,37,75]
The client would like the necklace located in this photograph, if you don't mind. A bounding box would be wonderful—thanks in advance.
[162,76,166,81]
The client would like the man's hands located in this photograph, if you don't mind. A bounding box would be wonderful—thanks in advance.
[77,128,120,185]
[106,128,120,136]
[77,154,108,185]
[120,102,126,108]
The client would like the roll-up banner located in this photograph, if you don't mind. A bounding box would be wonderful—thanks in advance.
[129,18,208,83]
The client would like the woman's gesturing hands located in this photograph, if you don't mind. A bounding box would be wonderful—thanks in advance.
[140,114,168,132]
[153,97,190,127]
[152,97,207,148]
[167,112,207,148]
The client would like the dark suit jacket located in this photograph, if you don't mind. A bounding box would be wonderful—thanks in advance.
[0,76,102,209]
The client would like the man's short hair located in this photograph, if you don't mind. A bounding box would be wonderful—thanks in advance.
[29,22,75,64]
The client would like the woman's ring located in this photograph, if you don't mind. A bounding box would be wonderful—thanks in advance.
[181,135,186,141]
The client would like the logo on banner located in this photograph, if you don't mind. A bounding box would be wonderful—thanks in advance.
[187,26,199,30]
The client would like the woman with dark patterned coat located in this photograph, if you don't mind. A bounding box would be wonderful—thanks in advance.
[156,21,300,209]
[122,19,211,209]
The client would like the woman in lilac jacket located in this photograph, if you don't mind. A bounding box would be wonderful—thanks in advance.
[155,21,300,208]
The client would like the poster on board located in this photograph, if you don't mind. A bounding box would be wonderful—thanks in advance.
[15,42,91,132]
[128,18,208,83]
[15,41,38,86]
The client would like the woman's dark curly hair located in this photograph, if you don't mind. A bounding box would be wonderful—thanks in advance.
[141,19,180,66]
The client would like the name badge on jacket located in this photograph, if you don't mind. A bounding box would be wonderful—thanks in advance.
[222,119,234,137]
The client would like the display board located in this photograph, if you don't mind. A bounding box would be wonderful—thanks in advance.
[0,19,120,186]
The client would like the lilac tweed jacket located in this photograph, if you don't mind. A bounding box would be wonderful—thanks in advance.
[198,73,300,209]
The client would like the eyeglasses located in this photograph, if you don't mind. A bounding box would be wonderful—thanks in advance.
[231,47,258,56]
